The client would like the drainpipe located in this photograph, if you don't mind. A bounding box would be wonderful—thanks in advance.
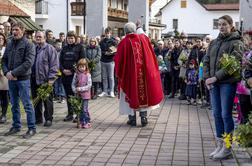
[66,0,69,32]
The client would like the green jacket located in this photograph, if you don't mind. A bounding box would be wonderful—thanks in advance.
[203,31,244,84]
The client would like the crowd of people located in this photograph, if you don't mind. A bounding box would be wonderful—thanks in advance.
[0,15,252,161]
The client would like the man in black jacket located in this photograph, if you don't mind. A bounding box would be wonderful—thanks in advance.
[60,31,85,122]
[98,27,117,98]
[1,22,36,139]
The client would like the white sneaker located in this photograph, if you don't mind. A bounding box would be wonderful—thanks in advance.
[110,92,115,98]
[98,92,108,97]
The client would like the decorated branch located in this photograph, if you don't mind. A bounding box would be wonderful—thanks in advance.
[178,51,188,64]
[219,53,241,79]
[33,83,54,107]
[87,60,96,72]
[68,95,83,128]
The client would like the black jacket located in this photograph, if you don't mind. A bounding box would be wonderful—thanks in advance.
[60,43,85,82]
[2,36,35,80]
[100,37,117,63]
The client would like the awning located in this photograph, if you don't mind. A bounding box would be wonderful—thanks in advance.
[9,16,43,31]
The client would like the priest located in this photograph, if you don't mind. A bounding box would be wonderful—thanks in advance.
[114,22,163,127]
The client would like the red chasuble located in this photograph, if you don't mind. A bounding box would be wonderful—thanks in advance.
[114,34,164,109]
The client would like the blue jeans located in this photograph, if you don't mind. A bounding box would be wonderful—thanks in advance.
[8,80,36,130]
[80,99,90,124]
[54,77,66,97]
[210,83,236,138]
[101,62,115,94]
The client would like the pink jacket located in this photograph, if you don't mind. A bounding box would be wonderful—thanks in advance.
[72,71,92,99]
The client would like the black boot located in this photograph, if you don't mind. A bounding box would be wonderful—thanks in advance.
[0,106,7,124]
[127,113,136,126]
[140,111,148,127]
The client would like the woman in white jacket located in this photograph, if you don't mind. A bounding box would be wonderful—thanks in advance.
[0,32,8,123]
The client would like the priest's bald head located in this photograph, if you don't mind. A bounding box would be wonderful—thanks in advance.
[124,22,136,34]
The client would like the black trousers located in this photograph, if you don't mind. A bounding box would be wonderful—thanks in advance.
[62,76,74,116]
[179,77,186,96]
[31,78,54,122]
[0,90,9,116]
[164,72,172,95]
[171,71,180,96]
[239,94,252,124]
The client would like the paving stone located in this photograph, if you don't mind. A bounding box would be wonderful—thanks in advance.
[0,98,249,165]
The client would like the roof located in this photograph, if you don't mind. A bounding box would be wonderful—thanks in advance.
[0,0,29,17]
[9,16,43,31]
[204,3,239,10]
[160,0,239,12]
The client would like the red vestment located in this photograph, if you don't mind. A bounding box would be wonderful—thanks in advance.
[114,34,164,109]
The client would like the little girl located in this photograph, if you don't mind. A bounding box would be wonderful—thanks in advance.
[72,58,92,128]
[185,59,198,105]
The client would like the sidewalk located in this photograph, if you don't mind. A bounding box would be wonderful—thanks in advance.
[0,97,251,166]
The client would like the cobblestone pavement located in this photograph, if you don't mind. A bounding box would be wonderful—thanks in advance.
[0,97,251,166]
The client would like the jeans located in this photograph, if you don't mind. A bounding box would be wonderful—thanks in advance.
[101,61,115,94]
[8,80,36,130]
[80,99,90,124]
[54,77,65,97]
[210,83,236,138]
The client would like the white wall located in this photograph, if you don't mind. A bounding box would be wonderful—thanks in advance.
[151,0,170,18]
[35,0,67,36]
[161,0,239,38]
[240,0,252,31]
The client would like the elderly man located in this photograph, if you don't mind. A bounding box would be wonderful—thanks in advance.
[1,22,36,138]
[114,22,163,127]
[31,31,59,127]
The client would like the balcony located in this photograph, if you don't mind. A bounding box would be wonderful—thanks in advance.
[108,7,128,22]
[35,0,48,19]
[71,2,85,16]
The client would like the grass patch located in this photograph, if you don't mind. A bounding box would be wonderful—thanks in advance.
[6,102,26,119]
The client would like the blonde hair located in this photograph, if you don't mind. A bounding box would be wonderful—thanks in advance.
[77,58,89,73]
[88,37,98,46]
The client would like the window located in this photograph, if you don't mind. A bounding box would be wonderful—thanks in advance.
[173,19,178,29]
[76,0,82,2]
[213,19,218,29]
[71,2,84,16]
[181,0,187,8]
[75,26,81,36]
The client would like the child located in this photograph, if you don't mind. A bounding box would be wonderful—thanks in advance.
[157,55,167,93]
[72,58,92,128]
[53,40,66,103]
[185,59,198,105]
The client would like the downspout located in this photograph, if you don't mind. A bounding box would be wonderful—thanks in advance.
[66,0,69,32]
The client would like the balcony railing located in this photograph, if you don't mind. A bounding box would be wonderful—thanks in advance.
[149,18,161,24]
[71,2,85,16]
[108,7,128,19]
[35,0,48,14]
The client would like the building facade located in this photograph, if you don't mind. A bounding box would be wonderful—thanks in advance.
[160,0,239,38]
[35,0,157,38]
[35,0,130,37]
[240,0,252,32]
